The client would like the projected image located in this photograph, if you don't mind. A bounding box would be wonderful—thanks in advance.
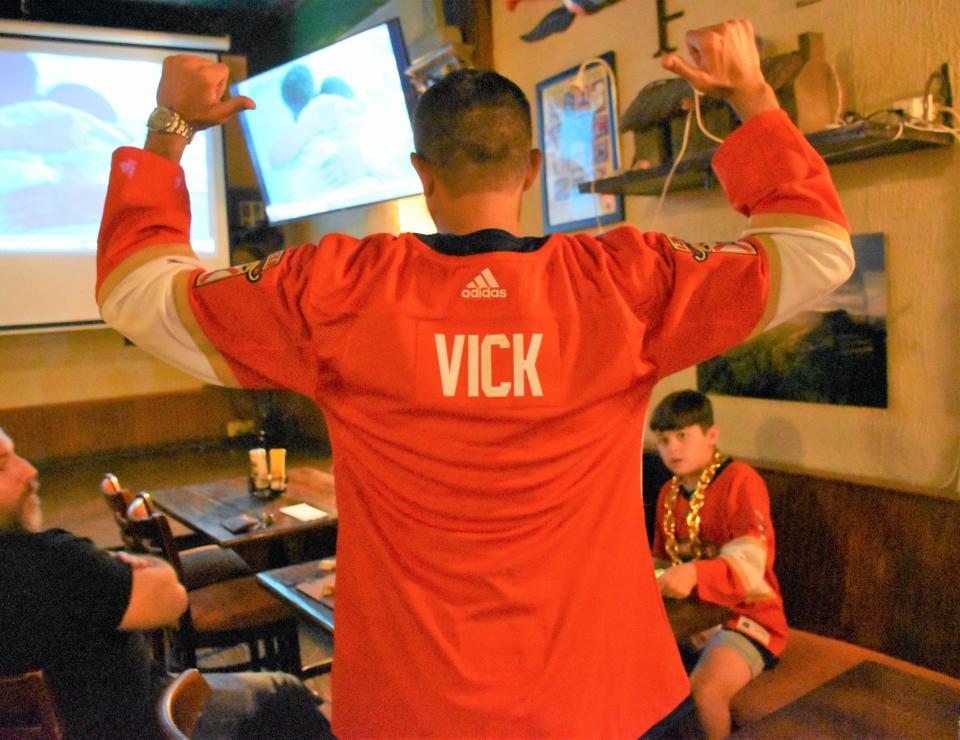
[233,22,422,223]
[0,31,228,332]
[0,46,216,254]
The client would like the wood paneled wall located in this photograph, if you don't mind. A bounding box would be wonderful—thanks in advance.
[1,388,244,461]
[642,453,959,677]
[761,466,960,678]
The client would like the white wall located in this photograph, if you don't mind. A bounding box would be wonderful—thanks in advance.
[494,0,959,492]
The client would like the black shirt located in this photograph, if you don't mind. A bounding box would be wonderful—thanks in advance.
[0,528,165,739]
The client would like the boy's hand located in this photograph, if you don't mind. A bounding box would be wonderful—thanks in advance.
[657,562,698,599]
[660,18,779,121]
[156,54,256,131]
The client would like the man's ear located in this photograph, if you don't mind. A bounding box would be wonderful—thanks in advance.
[410,153,434,197]
[521,148,542,191]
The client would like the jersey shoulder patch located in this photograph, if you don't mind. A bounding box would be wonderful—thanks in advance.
[194,249,287,288]
[665,236,758,262]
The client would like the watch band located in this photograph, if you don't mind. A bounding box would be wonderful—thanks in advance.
[147,106,196,144]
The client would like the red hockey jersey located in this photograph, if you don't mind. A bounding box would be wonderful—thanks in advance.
[97,109,848,736]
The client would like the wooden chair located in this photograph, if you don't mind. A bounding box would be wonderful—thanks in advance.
[0,670,64,740]
[125,510,303,676]
[157,668,210,740]
[101,474,252,591]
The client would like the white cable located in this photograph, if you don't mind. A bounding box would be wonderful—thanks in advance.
[826,61,845,126]
[693,89,725,143]
[652,106,694,228]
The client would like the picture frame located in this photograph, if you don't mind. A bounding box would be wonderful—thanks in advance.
[535,51,624,234]
[698,233,888,408]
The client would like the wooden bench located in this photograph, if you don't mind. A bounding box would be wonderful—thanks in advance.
[735,463,960,725]
[641,452,960,725]
[731,628,960,726]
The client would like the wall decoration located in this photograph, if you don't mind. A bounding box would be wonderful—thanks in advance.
[697,233,887,407]
[508,0,625,42]
[535,52,624,233]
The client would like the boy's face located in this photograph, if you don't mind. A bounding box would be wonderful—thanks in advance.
[653,424,719,481]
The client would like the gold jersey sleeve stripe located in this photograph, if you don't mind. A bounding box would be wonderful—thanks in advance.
[747,212,850,243]
[172,270,240,388]
[97,243,197,307]
[749,233,781,337]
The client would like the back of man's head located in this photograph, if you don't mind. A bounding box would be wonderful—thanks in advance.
[413,68,532,196]
[650,390,714,432]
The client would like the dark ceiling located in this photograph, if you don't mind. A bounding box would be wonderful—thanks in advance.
[0,0,304,69]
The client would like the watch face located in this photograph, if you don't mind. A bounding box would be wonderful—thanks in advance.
[148,106,176,131]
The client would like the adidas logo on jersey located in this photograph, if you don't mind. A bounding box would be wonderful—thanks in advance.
[461,268,507,298]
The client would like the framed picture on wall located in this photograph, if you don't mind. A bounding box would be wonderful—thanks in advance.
[535,52,624,234]
[698,233,888,408]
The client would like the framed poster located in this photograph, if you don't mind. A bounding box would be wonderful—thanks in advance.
[535,52,624,233]
[698,233,888,408]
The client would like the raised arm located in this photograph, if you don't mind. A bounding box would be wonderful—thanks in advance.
[97,56,255,385]
[663,19,854,333]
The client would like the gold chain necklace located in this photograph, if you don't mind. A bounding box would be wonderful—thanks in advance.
[662,450,726,566]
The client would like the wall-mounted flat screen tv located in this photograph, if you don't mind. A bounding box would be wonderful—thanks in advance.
[0,20,231,333]
[232,19,422,225]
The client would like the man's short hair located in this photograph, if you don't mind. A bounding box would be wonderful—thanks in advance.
[649,390,714,432]
[412,68,532,196]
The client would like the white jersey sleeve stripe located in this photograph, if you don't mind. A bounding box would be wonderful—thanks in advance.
[719,535,776,603]
[747,226,854,333]
[99,256,230,386]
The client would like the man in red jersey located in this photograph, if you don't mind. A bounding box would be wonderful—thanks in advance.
[97,19,852,737]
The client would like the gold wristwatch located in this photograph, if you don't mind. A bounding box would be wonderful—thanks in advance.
[146,106,195,144]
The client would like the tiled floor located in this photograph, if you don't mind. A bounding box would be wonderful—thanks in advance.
[37,440,336,701]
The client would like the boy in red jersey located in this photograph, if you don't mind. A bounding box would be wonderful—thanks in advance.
[651,390,787,739]
[97,19,852,738]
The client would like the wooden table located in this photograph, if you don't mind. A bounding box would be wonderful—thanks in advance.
[732,660,960,739]
[258,559,336,633]
[258,560,729,642]
[663,597,731,642]
[150,467,337,568]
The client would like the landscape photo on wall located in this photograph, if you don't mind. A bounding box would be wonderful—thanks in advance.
[697,232,887,408]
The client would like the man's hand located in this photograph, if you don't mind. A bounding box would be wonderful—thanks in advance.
[110,550,159,570]
[156,54,255,130]
[657,561,698,599]
[660,19,779,121]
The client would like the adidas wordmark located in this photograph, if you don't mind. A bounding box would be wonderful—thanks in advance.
[461,268,507,298]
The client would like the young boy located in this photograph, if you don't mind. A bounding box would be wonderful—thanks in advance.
[651,390,787,739]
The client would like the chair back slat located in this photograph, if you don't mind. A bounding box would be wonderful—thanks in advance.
[0,670,65,740]
[124,511,187,581]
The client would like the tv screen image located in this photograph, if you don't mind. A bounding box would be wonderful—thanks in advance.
[0,24,230,332]
[232,20,422,224]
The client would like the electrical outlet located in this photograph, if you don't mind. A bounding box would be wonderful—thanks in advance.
[890,95,931,120]
[226,419,257,437]
[887,63,953,124]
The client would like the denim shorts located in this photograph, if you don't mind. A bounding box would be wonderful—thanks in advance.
[701,627,779,678]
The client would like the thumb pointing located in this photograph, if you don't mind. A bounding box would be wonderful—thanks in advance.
[661,55,711,93]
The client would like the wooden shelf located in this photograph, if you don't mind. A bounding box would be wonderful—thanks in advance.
[580,121,955,197]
